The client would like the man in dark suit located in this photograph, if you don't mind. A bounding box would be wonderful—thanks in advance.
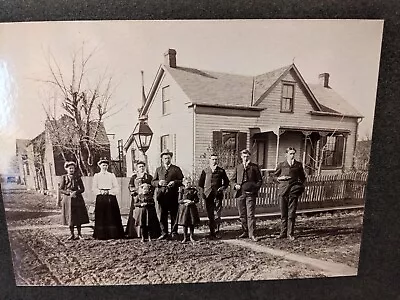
[198,154,229,239]
[274,147,306,240]
[231,149,263,242]
[152,149,184,240]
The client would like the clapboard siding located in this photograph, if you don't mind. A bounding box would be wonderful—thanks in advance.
[193,69,358,173]
[142,71,195,176]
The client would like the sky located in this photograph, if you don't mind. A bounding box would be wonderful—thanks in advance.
[0,19,383,173]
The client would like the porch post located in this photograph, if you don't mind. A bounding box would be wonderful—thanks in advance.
[342,133,349,173]
[274,127,283,168]
[301,131,313,170]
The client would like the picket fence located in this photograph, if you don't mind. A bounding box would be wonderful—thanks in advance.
[57,172,368,215]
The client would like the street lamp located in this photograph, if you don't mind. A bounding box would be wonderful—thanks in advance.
[132,116,153,169]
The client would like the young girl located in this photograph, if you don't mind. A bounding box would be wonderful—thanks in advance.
[175,177,200,243]
[59,161,89,240]
[133,183,160,242]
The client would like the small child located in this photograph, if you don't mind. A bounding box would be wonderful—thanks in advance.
[133,183,160,242]
[175,177,200,243]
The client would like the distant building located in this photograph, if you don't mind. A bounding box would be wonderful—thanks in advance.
[16,115,111,191]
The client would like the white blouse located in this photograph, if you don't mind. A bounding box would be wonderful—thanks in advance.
[92,171,119,196]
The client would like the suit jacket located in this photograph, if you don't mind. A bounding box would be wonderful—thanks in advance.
[198,166,229,199]
[231,162,263,198]
[152,164,184,203]
[274,160,306,197]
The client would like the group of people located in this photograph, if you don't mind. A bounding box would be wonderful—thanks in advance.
[59,147,306,243]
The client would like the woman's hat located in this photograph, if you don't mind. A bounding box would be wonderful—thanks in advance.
[97,157,110,166]
[160,149,173,158]
[64,161,77,170]
[136,160,146,166]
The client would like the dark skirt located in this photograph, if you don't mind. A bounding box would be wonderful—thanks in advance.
[61,194,89,226]
[93,194,124,240]
[176,203,200,227]
[133,205,161,234]
[125,197,140,238]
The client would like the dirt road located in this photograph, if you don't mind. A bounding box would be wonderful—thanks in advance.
[3,185,362,285]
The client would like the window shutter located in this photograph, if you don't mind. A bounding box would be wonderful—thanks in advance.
[212,131,223,152]
[335,135,345,166]
[238,132,247,153]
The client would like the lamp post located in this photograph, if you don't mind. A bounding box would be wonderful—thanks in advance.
[132,116,153,171]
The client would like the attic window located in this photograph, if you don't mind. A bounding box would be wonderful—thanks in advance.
[162,85,171,115]
[281,83,295,113]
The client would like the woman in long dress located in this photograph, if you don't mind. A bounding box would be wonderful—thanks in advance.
[92,157,124,240]
[60,161,89,240]
[125,161,155,238]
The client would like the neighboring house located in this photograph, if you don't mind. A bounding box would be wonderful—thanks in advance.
[125,49,363,179]
[16,139,33,187]
[17,115,111,192]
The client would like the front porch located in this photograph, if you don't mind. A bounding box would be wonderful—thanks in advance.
[250,126,350,175]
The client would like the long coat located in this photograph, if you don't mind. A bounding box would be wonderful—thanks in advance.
[59,174,89,226]
[230,162,263,198]
[274,160,306,197]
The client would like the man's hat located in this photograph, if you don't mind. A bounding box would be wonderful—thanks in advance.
[64,161,77,170]
[240,149,251,155]
[160,149,173,158]
[97,157,110,166]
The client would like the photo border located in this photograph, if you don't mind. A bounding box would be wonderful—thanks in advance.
[0,0,398,299]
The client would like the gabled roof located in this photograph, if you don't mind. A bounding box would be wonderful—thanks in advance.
[308,84,362,117]
[16,139,30,156]
[140,63,363,119]
[45,115,110,145]
[253,65,291,103]
[165,66,254,107]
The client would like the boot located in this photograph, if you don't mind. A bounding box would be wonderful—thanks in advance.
[181,227,188,243]
[288,218,296,240]
[276,218,288,239]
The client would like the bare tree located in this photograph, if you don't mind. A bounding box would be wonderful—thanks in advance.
[40,45,117,176]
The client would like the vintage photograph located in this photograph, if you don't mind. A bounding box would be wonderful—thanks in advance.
[0,19,383,285]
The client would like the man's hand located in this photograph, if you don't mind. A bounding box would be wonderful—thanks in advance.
[217,187,224,192]
[141,203,147,207]
[159,180,167,187]
[234,184,241,190]
[167,181,174,188]
[70,191,77,197]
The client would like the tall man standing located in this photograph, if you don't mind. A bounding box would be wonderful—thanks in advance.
[198,154,229,239]
[274,147,306,240]
[152,149,184,240]
[231,149,263,242]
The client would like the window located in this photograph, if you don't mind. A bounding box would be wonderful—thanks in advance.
[212,131,247,168]
[319,135,345,167]
[160,134,171,153]
[281,83,295,112]
[162,85,171,115]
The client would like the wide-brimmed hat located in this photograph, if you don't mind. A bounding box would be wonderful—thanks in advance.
[97,157,110,166]
[160,149,173,158]
[64,161,77,170]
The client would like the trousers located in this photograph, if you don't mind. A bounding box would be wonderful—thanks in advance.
[237,193,256,237]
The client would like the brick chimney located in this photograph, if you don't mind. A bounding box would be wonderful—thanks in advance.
[164,49,177,68]
[319,73,330,88]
